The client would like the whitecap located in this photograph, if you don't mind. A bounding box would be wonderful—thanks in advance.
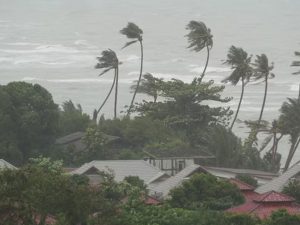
[290,84,300,92]
[189,65,232,74]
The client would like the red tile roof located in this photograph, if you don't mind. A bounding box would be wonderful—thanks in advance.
[144,195,161,205]
[229,178,255,191]
[227,191,300,219]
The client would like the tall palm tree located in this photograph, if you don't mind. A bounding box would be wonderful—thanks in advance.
[279,98,300,171]
[186,21,213,81]
[223,46,252,130]
[130,73,163,103]
[252,54,275,126]
[291,51,300,75]
[95,49,120,119]
[120,22,143,115]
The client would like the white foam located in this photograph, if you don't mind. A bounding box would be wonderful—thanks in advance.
[290,84,300,92]
[189,65,232,74]
[7,42,40,46]
[0,44,79,54]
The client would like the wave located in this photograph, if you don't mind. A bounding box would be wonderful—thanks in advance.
[21,77,132,84]
[0,44,80,54]
[6,42,40,46]
[290,84,300,92]
[189,65,232,74]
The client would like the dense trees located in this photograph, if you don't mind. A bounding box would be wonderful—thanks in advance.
[0,82,59,165]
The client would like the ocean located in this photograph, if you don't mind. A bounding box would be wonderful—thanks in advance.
[0,0,300,165]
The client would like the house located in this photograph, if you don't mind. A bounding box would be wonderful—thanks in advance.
[146,155,214,176]
[148,164,208,199]
[227,191,300,219]
[0,159,17,170]
[256,163,300,194]
[203,166,277,185]
[69,160,169,185]
[229,178,260,202]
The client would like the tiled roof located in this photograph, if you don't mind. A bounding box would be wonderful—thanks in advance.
[70,160,167,184]
[256,164,300,194]
[229,178,255,191]
[254,191,295,203]
[149,164,207,199]
[227,191,300,219]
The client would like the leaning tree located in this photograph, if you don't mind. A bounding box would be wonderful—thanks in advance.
[95,49,120,120]
[120,22,144,116]
[186,21,213,81]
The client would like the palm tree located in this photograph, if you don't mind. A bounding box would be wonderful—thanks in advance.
[252,54,275,126]
[223,46,252,130]
[120,22,143,115]
[130,73,163,103]
[95,49,120,119]
[291,51,300,75]
[279,98,300,171]
[186,21,213,81]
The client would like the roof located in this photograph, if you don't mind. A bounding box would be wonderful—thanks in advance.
[256,164,300,194]
[70,160,167,184]
[149,164,207,199]
[0,159,17,170]
[227,191,300,219]
[56,131,119,145]
[229,178,255,191]
[254,191,295,203]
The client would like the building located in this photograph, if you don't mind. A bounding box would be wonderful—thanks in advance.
[256,163,300,194]
[203,166,277,185]
[69,160,169,185]
[227,191,300,219]
[229,178,260,202]
[0,159,17,170]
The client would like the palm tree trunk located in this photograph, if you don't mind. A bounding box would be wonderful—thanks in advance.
[230,79,245,130]
[127,40,143,116]
[114,67,119,119]
[199,45,210,82]
[94,73,116,121]
[284,136,300,171]
[258,76,268,125]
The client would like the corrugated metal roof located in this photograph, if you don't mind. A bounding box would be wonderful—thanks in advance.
[204,166,277,177]
[0,159,17,169]
[256,164,300,194]
[70,160,167,184]
[149,164,206,199]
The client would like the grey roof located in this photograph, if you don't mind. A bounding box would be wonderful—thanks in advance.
[70,160,167,184]
[149,164,206,199]
[256,164,300,194]
[204,166,277,177]
[0,159,17,169]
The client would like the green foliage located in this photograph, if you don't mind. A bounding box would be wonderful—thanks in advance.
[262,209,300,225]
[124,176,147,191]
[0,82,59,165]
[168,173,244,210]
[235,174,258,188]
[58,100,91,136]
[283,180,300,204]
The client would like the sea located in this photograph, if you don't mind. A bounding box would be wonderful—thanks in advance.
[0,0,300,166]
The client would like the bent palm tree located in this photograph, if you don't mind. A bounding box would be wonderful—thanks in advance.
[130,73,163,103]
[252,54,275,126]
[120,22,143,115]
[95,49,120,119]
[279,98,300,171]
[186,21,213,81]
[223,46,252,130]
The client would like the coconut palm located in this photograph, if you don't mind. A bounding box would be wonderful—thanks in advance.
[223,46,252,130]
[130,73,163,103]
[95,49,120,119]
[120,22,143,115]
[252,54,275,126]
[291,51,300,75]
[279,98,300,171]
[186,21,213,81]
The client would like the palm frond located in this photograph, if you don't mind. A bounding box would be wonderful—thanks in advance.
[121,40,138,49]
[259,135,273,152]
[120,22,143,40]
